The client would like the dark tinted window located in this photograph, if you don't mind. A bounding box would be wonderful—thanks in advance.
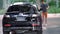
[7,5,37,13]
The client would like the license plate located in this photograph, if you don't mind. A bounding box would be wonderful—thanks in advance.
[16,17,25,21]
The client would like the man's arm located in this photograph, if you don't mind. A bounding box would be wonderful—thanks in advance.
[46,4,49,9]
[47,5,49,9]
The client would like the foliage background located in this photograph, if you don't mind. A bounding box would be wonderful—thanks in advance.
[0,0,60,14]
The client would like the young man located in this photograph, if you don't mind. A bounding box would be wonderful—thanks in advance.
[40,1,49,30]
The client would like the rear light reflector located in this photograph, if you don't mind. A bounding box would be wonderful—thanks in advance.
[32,24,39,26]
[4,24,11,27]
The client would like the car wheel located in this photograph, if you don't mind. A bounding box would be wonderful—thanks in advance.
[36,17,42,34]
[8,30,16,34]
[3,31,9,34]
[3,31,16,34]
[36,30,42,34]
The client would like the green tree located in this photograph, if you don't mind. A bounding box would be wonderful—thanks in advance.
[49,0,56,6]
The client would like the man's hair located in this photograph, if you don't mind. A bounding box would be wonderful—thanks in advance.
[41,0,44,2]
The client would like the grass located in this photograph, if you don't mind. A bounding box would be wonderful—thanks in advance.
[0,9,6,15]
[48,6,60,13]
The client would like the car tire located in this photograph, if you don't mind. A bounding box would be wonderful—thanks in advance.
[3,31,9,34]
[3,31,16,34]
[36,16,42,34]
[36,30,42,34]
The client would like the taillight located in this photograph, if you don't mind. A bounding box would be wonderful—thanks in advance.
[4,24,11,27]
[32,24,39,26]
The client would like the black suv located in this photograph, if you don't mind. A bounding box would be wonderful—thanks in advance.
[2,2,42,34]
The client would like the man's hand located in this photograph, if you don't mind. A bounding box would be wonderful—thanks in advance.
[47,6,49,9]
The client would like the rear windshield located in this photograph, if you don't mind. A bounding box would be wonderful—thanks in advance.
[7,5,37,13]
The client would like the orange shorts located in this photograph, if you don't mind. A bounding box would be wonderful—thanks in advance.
[42,12,48,18]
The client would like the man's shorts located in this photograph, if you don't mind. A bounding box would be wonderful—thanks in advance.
[42,12,48,18]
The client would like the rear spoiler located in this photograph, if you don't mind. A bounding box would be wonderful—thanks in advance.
[5,11,19,15]
[6,11,19,13]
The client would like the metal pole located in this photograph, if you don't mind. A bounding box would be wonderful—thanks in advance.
[46,0,48,3]
[56,0,59,8]
[8,0,11,7]
[36,0,40,9]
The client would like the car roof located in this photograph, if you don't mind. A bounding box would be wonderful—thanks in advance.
[10,2,37,8]
[13,2,30,5]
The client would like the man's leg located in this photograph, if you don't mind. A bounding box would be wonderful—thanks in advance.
[45,12,48,24]
[42,12,48,30]
[42,12,47,30]
[42,12,45,23]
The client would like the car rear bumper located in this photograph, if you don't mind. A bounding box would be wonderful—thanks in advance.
[3,27,42,31]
